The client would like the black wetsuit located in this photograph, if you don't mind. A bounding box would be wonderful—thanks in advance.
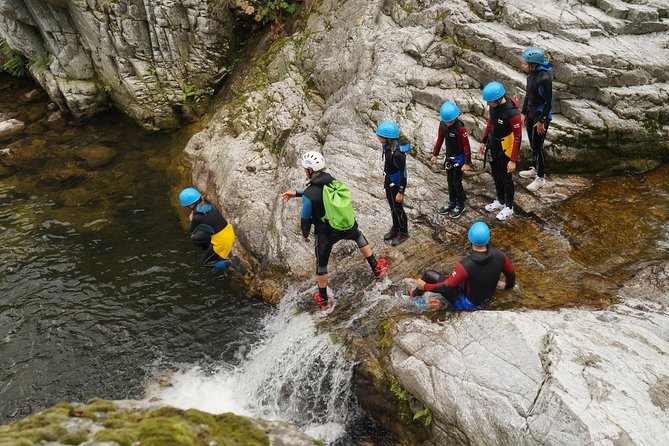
[297,171,369,275]
[189,201,229,266]
[523,64,553,178]
[383,143,408,235]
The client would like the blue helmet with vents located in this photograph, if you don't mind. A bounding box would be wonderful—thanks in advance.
[376,121,400,139]
[179,187,201,207]
[482,82,506,102]
[468,221,491,246]
[521,47,546,64]
[439,101,460,122]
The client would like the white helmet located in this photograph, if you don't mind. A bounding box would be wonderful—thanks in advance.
[301,151,325,171]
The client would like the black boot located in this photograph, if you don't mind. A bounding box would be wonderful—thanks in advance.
[384,228,399,241]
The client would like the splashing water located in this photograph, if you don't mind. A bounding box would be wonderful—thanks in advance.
[146,287,358,444]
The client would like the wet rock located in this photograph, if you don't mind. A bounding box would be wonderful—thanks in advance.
[0,118,25,141]
[47,102,59,112]
[75,145,118,170]
[46,110,67,129]
[389,271,669,445]
[21,88,43,102]
[38,165,87,187]
[0,112,20,122]
[26,104,47,122]
[0,138,48,167]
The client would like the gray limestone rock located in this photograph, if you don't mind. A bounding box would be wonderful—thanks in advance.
[389,263,669,445]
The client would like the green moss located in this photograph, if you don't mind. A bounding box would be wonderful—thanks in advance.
[378,320,396,351]
[78,399,118,419]
[61,429,90,444]
[0,38,28,77]
[371,101,380,111]
[412,407,433,427]
[313,440,326,446]
[0,406,70,444]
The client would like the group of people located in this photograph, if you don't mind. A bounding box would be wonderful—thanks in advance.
[177,46,553,312]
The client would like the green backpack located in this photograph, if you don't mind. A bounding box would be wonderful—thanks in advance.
[322,180,355,231]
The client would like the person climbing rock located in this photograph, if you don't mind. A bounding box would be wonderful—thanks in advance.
[178,187,244,274]
[410,222,515,310]
[478,81,522,221]
[281,151,389,310]
[520,46,553,192]
[431,101,472,218]
[376,121,410,246]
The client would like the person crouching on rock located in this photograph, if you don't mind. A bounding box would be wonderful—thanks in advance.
[178,187,243,273]
[281,151,389,310]
[376,121,410,246]
[410,222,515,310]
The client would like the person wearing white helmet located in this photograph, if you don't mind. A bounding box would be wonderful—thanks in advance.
[282,151,389,310]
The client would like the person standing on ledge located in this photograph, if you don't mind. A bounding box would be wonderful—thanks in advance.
[376,121,411,246]
[178,187,243,273]
[409,222,515,310]
[431,101,472,219]
[479,81,522,221]
[519,46,553,192]
[281,151,389,310]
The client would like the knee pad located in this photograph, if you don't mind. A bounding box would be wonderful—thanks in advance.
[355,233,368,248]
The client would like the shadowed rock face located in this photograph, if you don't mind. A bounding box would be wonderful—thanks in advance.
[0,0,250,130]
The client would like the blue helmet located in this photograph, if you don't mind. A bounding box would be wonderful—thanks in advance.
[376,121,400,139]
[521,47,545,64]
[179,187,201,206]
[468,221,490,246]
[439,101,460,122]
[482,82,506,102]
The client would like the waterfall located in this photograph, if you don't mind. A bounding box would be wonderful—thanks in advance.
[145,286,360,444]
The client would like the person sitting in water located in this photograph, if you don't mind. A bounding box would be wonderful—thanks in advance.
[178,187,243,273]
[410,222,515,310]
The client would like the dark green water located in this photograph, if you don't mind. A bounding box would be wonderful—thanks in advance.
[0,75,270,423]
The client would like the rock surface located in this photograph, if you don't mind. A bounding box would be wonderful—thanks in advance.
[0,0,257,130]
[183,0,668,294]
[388,261,669,445]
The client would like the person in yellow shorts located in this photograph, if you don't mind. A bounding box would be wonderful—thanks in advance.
[178,187,243,273]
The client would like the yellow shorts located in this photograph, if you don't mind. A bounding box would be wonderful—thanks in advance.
[211,223,235,259]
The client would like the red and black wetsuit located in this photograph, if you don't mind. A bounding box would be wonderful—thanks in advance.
[523,65,553,179]
[481,97,522,209]
[423,246,515,310]
[433,119,471,207]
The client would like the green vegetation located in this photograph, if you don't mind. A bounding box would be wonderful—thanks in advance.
[256,0,299,26]
[413,407,433,427]
[378,320,396,351]
[30,52,52,71]
[0,39,28,78]
[371,101,381,111]
[182,83,215,103]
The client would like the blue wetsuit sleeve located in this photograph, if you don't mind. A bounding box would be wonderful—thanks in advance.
[296,189,304,197]
[397,153,407,193]
[539,72,553,121]
[300,195,313,238]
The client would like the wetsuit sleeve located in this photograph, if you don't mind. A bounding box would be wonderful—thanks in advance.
[424,263,468,295]
[522,79,529,116]
[539,73,553,121]
[509,114,522,161]
[457,127,471,164]
[502,254,516,289]
[295,189,304,197]
[481,117,492,143]
[300,195,313,237]
[397,153,407,194]
[432,124,445,156]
